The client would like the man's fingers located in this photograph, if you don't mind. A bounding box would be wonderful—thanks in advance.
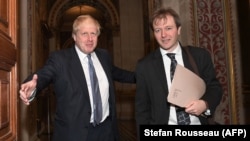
[32,74,38,82]
[19,90,30,105]
[19,74,38,106]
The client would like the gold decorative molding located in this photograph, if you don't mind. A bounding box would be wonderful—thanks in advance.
[224,0,237,124]
[223,0,244,124]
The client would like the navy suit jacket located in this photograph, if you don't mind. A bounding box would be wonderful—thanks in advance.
[25,46,135,141]
[135,45,222,127]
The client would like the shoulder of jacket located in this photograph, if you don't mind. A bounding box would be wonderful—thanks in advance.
[184,45,208,53]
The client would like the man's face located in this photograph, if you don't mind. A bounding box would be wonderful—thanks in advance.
[72,19,99,54]
[153,15,181,52]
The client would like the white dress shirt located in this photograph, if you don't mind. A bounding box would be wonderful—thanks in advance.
[160,43,201,125]
[75,46,109,123]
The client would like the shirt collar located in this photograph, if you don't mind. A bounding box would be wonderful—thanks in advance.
[75,45,96,60]
[160,42,181,57]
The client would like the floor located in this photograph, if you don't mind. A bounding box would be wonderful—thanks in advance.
[37,119,137,141]
[118,119,137,141]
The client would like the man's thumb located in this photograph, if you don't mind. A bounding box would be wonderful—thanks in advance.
[32,74,38,82]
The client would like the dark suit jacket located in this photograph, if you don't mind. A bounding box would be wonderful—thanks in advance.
[135,45,222,127]
[25,46,135,141]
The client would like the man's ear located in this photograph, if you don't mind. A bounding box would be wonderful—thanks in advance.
[178,26,181,35]
[72,33,76,41]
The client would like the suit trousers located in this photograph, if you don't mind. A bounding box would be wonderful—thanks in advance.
[86,117,115,141]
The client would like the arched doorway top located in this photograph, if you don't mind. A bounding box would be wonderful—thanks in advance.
[48,0,119,29]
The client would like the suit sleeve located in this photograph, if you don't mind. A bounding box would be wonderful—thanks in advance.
[23,52,60,94]
[112,66,136,83]
[195,48,223,115]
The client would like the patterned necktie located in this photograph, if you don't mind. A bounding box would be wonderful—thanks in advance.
[87,54,102,125]
[167,53,191,125]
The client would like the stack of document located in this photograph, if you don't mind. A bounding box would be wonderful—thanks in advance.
[167,64,206,107]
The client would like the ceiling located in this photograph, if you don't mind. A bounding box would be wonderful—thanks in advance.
[59,5,103,31]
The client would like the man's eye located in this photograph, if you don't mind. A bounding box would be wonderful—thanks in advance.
[81,32,97,37]
[82,32,88,36]
[154,29,160,33]
[91,33,97,36]
[166,27,172,30]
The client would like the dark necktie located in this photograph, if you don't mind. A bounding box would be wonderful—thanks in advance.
[167,53,191,125]
[87,54,102,125]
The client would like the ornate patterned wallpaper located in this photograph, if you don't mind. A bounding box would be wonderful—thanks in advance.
[195,0,230,124]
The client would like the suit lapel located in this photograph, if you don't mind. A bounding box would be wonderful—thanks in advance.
[152,49,169,94]
[69,47,91,104]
